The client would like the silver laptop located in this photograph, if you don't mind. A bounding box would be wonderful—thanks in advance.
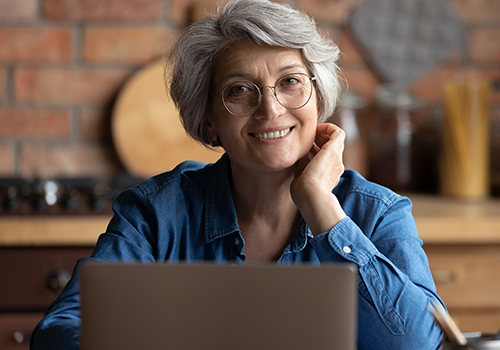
[80,262,358,350]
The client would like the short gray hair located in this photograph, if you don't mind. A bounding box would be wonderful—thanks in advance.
[166,0,342,146]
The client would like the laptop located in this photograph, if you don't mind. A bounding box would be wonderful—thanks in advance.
[80,262,358,350]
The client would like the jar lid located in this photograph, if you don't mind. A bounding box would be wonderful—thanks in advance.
[375,84,421,110]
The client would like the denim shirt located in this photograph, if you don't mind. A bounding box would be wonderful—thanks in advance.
[31,154,444,350]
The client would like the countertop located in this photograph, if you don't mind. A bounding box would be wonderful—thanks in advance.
[0,194,499,246]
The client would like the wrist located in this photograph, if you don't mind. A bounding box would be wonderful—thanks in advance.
[292,185,346,236]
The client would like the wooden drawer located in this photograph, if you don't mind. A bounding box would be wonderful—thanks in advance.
[0,313,43,350]
[424,244,500,308]
[446,308,500,334]
[0,247,93,311]
[424,244,500,333]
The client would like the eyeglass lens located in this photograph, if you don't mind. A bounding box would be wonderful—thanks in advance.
[221,73,314,117]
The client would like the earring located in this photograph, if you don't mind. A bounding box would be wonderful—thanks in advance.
[210,135,222,148]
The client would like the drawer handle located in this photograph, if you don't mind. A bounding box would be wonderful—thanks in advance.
[46,270,71,293]
[432,269,458,284]
[12,331,31,344]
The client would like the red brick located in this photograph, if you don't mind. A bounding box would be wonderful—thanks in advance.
[80,107,112,141]
[0,68,6,101]
[338,28,365,65]
[0,144,14,176]
[0,0,37,20]
[469,28,500,64]
[295,0,362,23]
[14,68,133,105]
[410,67,459,104]
[168,0,287,24]
[341,65,381,102]
[407,67,500,105]
[450,0,500,23]
[0,108,71,139]
[84,26,174,64]
[43,0,162,21]
[316,24,340,45]
[20,143,122,179]
[168,0,227,24]
[0,28,73,64]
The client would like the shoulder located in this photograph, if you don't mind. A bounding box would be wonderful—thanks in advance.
[336,170,412,214]
[114,158,224,213]
[336,170,416,241]
[137,160,212,196]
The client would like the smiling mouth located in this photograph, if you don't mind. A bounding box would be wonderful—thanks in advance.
[251,127,292,140]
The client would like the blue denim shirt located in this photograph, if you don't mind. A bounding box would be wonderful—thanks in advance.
[31,154,444,350]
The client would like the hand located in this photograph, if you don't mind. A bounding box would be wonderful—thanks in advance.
[291,123,347,235]
[292,123,345,192]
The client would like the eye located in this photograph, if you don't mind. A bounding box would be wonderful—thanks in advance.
[281,76,300,86]
[277,74,306,90]
[224,82,255,101]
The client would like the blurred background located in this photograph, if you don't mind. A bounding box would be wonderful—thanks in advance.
[0,0,498,197]
[1,1,500,346]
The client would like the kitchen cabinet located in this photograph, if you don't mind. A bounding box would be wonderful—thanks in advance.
[0,246,94,349]
[412,194,500,333]
[0,194,499,344]
[424,244,500,333]
[0,313,43,350]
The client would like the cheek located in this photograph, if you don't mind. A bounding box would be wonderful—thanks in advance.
[301,109,319,147]
[209,114,245,146]
[295,113,317,153]
[305,125,316,149]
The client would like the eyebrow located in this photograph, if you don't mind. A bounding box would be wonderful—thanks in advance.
[219,63,308,83]
[279,63,307,73]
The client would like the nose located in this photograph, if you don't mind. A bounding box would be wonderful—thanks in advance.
[254,86,285,120]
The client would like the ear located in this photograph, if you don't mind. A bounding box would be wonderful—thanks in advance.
[204,118,219,144]
[316,95,323,122]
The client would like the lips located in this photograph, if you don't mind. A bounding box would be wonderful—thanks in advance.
[251,127,292,140]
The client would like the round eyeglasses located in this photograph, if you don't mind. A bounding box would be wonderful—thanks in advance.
[216,73,316,117]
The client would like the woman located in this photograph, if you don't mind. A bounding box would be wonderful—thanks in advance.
[31,0,444,349]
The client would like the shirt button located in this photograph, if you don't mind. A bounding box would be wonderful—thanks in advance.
[234,237,241,246]
[343,246,352,254]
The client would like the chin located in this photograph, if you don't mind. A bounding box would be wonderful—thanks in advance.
[256,154,300,173]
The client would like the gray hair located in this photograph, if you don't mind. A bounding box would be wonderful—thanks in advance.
[166,0,342,146]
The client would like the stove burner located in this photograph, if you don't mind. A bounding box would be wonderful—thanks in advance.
[0,174,142,216]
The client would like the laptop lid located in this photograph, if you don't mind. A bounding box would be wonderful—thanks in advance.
[80,262,358,350]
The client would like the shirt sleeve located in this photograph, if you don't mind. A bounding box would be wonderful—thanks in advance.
[30,188,157,350]
[309,195,444,350]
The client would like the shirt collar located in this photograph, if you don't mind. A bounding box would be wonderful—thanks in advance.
[203,153,313,252]
[204,154,240,243]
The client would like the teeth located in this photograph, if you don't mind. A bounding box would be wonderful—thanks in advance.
[254,128,291,140]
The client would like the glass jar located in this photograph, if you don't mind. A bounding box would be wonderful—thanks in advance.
[331,90,369,178]
[367,85,421,192]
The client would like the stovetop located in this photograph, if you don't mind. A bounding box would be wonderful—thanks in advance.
[0,173,142,216]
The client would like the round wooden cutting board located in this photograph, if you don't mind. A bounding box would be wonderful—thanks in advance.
[112,58,222,178]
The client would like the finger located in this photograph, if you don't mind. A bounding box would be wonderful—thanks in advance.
[316,123,344,147]
[316,123,338,134]
[309,142,320,157]
[315,123,344,148]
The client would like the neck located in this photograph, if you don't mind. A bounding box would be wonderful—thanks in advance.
[230,163,299,224]
[229,162,303,261]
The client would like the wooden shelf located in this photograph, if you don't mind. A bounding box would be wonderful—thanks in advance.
[0,216,110,246]
[408,194,500,244]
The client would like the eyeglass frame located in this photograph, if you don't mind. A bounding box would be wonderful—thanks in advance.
[215,73,317,117]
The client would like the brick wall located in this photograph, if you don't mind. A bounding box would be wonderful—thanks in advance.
[0,0,499,188]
